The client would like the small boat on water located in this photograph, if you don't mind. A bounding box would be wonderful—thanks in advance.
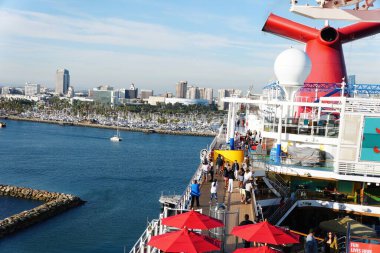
[110,134,122,142]
[110,114,122,142]
[0,122,6,128]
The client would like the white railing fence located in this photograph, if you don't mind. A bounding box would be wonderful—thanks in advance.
[338,161,380,177]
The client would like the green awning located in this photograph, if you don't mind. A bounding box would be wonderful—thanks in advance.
[319,216,376,237]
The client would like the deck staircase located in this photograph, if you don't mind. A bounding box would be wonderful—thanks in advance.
[264,172,290,198]
[267,195,298,225]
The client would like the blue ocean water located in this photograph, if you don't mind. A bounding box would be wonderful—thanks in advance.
[0,196,43,220]
[0,120,212,253]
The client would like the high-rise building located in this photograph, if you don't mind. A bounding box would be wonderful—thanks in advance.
[125,83,138,99]
[198,88,206,99]
[217,89,227,110]
[55,69,70,95]
[187,86,200,99]
[205,88,213,104]
[24,83,41,96]
[175,81,187,98]
[140,89,153,99]
[217,89,241,110]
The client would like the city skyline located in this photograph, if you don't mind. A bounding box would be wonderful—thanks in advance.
[0,1,379,94]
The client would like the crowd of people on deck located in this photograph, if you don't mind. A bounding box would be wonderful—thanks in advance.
[191,149,259,209]
[189,145,342,252]
[188,119,341,252]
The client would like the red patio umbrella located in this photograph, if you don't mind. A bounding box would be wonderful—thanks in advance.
[148,227,220,253]
[234,246,281,253]
[231,221,299,245]
[161,210,224,230]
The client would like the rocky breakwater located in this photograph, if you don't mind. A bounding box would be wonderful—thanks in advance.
[0,185,85,238]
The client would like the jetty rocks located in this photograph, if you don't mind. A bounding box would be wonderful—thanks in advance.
[0,184,85,238]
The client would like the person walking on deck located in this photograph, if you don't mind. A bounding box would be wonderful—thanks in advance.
[223,162,230,189]
[244,178,253,204]
[305,229,318,253]
[238,167,244,189]
[201,158,209,183]
[216,154,224,175]
[208,160,214,182]
[239,214,254,248]
[227,166,235,193]
[190,180,201,208]
[209,179,218,204]
[232,160,240,180]
[243,168,252,184]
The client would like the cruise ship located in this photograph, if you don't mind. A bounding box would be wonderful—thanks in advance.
[129,1,380,253]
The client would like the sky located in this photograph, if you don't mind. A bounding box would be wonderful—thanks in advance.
[0,0,379,94]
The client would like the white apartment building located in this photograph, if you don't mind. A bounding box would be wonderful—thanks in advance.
[25,83,41,96]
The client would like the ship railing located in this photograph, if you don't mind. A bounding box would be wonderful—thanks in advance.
[128,219,161,253]
[175,134,220,210]
[265,172,290,197]
[175,164,203,210]
[338,161,380,177]
[262,121,339,138]
[129,133,222,252]
[345,97,380,113]
[265,159,335,175]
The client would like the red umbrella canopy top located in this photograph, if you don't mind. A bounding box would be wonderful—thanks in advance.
[161,210,224,230]
[148,227,220,253]
[233,246,281,253]
[231,221,299,245]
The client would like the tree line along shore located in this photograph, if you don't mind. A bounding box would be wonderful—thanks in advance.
[1,116,217,137]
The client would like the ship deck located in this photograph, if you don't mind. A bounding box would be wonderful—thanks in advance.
[197,136,256,251]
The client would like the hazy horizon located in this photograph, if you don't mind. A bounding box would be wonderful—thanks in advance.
[1,0,379,94]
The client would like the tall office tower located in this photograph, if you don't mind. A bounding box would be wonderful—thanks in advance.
[175,81,187,98]
[24,83,41,96]
[205,88,213,104]
[140,89,153,99]
[55,69,70,95]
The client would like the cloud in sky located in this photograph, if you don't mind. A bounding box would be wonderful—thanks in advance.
[0,1,379,93]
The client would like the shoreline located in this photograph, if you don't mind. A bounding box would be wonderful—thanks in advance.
[2,116,216,137]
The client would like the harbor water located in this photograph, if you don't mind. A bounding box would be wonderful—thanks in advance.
[0,120,212,253]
